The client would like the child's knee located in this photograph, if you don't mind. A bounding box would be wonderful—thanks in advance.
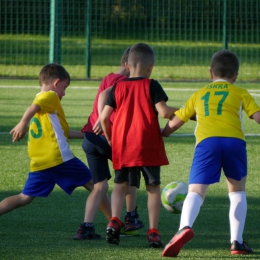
[83,179,94,191]
[94,180,109,193]
[19,193,34,206]
[146,183,160,193]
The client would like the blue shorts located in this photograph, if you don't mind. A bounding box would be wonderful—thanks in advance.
[189,137,247,184]
[82,132,112,184]
[22,157,92,197]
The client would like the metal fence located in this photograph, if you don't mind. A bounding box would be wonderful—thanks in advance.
[0,0,259,81]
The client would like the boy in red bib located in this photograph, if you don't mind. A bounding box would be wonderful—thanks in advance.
[100,43,178,247]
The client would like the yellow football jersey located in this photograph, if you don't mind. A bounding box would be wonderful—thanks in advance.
[175,80,260,145]
[28,91,74,171]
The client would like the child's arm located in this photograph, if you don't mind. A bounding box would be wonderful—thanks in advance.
[98,87,112,116]
[92,86,113,135]
[68,130,85,139]
[10,104,40,142]
[155,100,179,119]
[156,100,196,121]
[251,111,260,124]
[100,105,114,146]
[162,115,185,137]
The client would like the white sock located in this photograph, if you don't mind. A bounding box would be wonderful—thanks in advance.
[229,191,247,244]
[179,192,203,230]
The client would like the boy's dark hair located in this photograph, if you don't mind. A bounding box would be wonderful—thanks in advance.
[120,47,131,66]
[211,50,239,78]
[128,42,155,67]
[39,63,70,86]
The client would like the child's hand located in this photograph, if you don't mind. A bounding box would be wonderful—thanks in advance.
[93,119,103,135]
[9,104,40,142]
[10,122,27,142]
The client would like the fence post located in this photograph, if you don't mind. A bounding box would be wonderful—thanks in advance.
[223,0,228,50]
[49,0,62,64]
[85,0,91,78]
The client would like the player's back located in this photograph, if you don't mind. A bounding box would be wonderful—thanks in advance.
[111,78,169,169]
[195,81,260,142]
[82,73,127,133]
[176,81,260,145]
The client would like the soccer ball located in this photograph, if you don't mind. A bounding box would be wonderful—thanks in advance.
[161,181,188,214]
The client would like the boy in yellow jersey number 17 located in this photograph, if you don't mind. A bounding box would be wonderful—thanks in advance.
[162,50,260,257]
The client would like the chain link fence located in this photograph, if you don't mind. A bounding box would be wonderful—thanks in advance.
[0,0,259,81]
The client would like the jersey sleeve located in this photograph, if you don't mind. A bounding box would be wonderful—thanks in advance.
[150,79,168,105]
[32,91,59,114]
[242,90,260,117]
[175,93,196,122]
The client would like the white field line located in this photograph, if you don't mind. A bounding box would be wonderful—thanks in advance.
[1,132,260,137]
[1,86,260,137]
[0,86,98,90]
[0,86,260,93]
[1,85,260,94]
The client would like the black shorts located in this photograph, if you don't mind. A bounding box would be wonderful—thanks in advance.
[82,132,112,184]
[114,166,161,188]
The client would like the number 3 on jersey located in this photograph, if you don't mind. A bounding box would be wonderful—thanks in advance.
[28,117,43,141]
[201,91,229,116]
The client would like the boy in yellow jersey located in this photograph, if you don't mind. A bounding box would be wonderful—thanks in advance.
[161,50,260,257]
[0,63,109,239]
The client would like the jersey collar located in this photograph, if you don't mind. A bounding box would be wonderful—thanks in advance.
[213,79,228,82]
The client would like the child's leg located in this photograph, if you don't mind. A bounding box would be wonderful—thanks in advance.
[74,179,110,240]
[123,186,144,234]
[123,170,144,234]
[226,176,247,244]
[0,193,34,215]
[179,184,207,229]
[162,184,206,257]
[124,185,143,224]
[125,186,137,212]
[146,183,163,248]
[111,182,128,219]
[146,184,161,229]
[83,179,111,222]
[106,182,128,245]
[82,133,113,222]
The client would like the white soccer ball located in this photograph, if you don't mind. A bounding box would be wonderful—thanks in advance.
[161,181,188,214]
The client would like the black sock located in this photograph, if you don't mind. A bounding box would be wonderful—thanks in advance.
[83,222,94,228]
[126,210,136,218]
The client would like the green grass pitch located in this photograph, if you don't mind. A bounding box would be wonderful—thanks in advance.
[0,80,260,259]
